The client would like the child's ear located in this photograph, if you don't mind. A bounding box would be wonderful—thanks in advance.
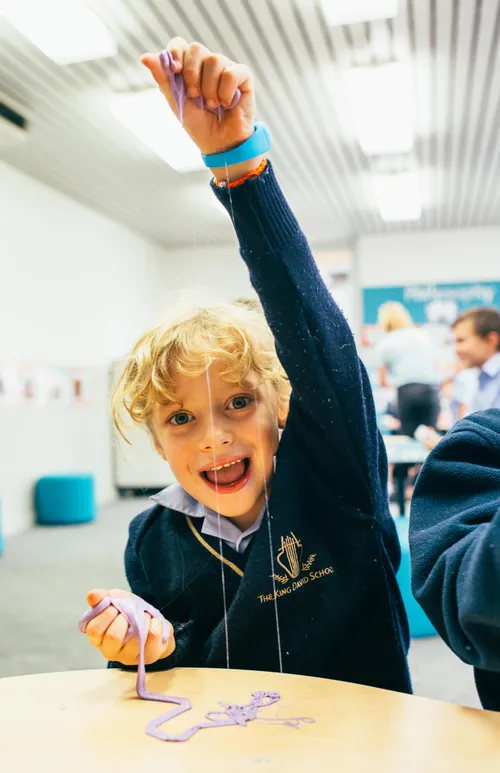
[278,394,289,429]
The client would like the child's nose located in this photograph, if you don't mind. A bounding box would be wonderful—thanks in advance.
[199,421,233,452]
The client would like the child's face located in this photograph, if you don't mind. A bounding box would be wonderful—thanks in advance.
[151,363,281,528]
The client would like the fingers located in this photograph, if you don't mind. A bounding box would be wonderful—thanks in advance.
[85,588,133,648]
[167,36,189,70]
[85,606,120,648]
[140,53,169,90]
[140,36,189,92]
[144,618,176,664]
[200,53,230,110]
[183,42,210,99]
[86,588,107,607]
[107,616,175,667]
[219,64,252,107]
[86,587,131,606]
[141,40,250,111]
[99,612,131,660]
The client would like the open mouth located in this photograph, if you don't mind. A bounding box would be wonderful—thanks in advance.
[201,458,251,492]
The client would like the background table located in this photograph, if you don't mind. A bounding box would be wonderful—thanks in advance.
[1,667,499,772]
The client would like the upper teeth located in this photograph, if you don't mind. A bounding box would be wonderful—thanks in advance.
[210,459,243,472]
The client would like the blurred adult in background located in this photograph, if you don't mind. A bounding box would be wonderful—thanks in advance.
[453,307,500,412]
[418,361,478,452]
[449,361,478,422]
[377,302,440,437]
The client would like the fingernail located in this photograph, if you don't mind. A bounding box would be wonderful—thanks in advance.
[152,619,161,635]
[187,87,199,98]
[206,99,218,110]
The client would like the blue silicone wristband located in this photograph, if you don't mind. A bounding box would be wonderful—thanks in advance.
[201,122,272,168]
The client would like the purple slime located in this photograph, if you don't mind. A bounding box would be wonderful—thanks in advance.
[159,49,241,123]
[79,596,314,742]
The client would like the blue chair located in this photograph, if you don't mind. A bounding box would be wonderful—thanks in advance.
[394,516,436,638]
[35,474,96,525]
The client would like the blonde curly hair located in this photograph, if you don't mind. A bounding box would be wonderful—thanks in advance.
[111,295,289,444]
[377,301,413,333]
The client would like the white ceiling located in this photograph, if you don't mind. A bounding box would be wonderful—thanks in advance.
[1,0,500,249]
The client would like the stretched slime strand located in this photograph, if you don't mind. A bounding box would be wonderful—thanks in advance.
[160,45,285,676]
[79,596,314,742]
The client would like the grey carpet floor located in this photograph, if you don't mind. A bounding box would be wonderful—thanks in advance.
[0,499,481,709]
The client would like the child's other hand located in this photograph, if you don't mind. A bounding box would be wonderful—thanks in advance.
[141,39,255,158]
[84,588,175,667]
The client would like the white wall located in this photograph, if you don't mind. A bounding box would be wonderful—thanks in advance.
[357,228,500,286]
[159,240,253,298]
[0,162,168,535]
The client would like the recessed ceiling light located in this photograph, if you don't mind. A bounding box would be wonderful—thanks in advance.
[111,89,206,173]
[322,0,399,26]
[346,62,414,155]
[372,171,422,222]
[0,0,117,65]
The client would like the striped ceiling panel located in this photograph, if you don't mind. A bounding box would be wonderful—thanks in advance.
[1,0,499,248]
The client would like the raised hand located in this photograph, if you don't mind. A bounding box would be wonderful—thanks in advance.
[141,38,256,163]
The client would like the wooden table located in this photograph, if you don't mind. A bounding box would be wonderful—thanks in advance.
[1,667,499,772]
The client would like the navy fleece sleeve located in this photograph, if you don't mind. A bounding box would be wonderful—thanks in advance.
[212,162,387,515]
[409,410,500,671]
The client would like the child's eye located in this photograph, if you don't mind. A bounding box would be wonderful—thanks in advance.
[168,412,194,426]
[228,395,253,411]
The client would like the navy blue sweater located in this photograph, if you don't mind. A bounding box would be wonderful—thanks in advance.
[410,409,500,711]
[117,162,411,693]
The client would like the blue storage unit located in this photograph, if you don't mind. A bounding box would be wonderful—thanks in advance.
[35,474,96,525]
[394,515,436,639]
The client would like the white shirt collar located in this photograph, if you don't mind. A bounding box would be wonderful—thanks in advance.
[151,483,265,554]
[482,352,500,377]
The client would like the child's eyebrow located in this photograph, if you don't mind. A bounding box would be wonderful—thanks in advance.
[157,398,183,414]
[237,377,259,390]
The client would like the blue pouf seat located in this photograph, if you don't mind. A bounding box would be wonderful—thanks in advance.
[35,474,96,525]
[394,515,436,639]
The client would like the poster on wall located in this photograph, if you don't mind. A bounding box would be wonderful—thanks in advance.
[71,369,94,405]
[43,367,73,405]
[363,282,500,326]
[0,364,95,406]
[361,280,500,411]
[0,362,23,405]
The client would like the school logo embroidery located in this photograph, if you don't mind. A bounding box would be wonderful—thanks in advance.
[273,533,315,583]
[258,532,334,604]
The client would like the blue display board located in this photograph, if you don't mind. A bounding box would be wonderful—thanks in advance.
[363,282,500,326]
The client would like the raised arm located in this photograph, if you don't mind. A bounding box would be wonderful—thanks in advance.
[142,39,388,514]
[211,162,385,511]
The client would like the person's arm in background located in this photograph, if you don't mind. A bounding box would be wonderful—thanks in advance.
[379,365,389,388]
[375,336,390,389]
[409,410,500,670]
